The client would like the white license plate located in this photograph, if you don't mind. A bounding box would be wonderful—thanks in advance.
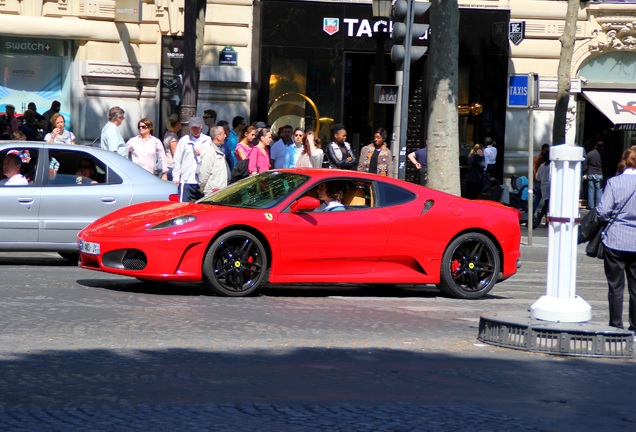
[80,240,100,255]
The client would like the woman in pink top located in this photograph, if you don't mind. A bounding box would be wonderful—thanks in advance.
[235,125,256,161]
[248,127,272,174]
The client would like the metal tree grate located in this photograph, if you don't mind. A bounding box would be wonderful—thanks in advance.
[478,313,634,358]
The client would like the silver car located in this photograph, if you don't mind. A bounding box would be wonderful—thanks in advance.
[0,141,178,261]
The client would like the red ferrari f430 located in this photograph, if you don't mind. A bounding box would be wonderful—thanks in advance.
[78,169,521,299]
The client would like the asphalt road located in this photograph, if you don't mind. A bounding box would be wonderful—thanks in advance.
[0,228,633,431]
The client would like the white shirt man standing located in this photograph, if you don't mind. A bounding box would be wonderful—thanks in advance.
[100,106,128,158]
[172,116,211,202]
[198,125,229,196]
[483,136,497,176]
[270,124,293,168]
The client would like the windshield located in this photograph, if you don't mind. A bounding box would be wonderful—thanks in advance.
[198,171,310,209]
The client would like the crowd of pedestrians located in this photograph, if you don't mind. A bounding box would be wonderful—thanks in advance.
[3,101,436,202]
[0,101,61,142]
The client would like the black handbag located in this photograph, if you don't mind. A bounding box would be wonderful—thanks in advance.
[582,188,636,259]
[585,226,605,259]
[578,208,603,244]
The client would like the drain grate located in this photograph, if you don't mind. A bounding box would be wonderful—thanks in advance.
[478,312,633,358]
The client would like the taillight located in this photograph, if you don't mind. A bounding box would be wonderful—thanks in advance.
[168,194,179,202]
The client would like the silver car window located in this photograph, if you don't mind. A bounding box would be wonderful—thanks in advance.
[45,149,120,186]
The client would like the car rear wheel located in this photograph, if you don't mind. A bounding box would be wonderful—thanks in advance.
[202,230,268,297]
[437,233,499,299]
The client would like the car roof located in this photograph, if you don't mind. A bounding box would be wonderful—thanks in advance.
[274,168,428,189]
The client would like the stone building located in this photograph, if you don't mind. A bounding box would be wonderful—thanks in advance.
[1,0,634,184]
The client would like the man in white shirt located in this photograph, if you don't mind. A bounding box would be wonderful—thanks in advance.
[100,106,128,158]
[172,116,211,202]
[198,126,229,197]
[270,124,293,168]
[0,153,28,186]
[483,136,497,176]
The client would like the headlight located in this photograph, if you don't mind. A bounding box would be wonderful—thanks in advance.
[148,216,196,230]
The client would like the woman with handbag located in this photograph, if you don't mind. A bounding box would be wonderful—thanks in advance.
[126,118,168,180]
[597,147,636,331]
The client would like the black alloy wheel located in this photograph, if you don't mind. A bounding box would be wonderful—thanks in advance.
[202,230,268,297]
[437,233,500,299]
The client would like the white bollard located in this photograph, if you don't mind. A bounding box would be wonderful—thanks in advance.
[530,144,591,322]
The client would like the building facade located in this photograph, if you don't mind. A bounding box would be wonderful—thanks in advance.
[0,0,254,142]
[505,0,636,181]
[1,0,634,185]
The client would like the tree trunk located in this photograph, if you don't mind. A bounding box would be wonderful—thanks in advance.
[552,0,580,146]
[426,0,460,195]
[180,0,207,128]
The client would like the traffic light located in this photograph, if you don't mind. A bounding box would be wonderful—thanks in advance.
[390,0,431,65]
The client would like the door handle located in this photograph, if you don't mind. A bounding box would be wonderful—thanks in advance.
[18,198,34,205]
[101,197,116,203]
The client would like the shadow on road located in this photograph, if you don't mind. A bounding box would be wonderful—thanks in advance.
[0,254,78,267]
[75,278,471,300]
[0,347,633,431]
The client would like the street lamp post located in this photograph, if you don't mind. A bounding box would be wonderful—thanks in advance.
[371,0,392,132]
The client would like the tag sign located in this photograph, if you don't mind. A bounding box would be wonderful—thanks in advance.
[509,21,525,46]
[374,84,399,105]
[508,73,539,108]
[219,46,238,66]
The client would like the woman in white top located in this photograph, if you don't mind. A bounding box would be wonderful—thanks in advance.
[126,118,168,180]
[295,130,324,168]
[44,114,75,144]
[163,114,181,181]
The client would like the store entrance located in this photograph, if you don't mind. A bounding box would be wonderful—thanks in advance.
[343,52,395,155]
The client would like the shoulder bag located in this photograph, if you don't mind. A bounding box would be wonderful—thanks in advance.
[585,187,636,259]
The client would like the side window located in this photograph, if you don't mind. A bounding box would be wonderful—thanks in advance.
[375,182,416,207]
[342,181,373,208]
[45,149,121,186]
[302,179,374,212]
[0,148,38,186]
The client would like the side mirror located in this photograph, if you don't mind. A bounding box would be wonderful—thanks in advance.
[290,196,321,213]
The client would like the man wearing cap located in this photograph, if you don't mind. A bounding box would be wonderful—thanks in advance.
[0,153,28,186]
[172,116,211,202]
[100,106,128,158]
[4,104,19,136]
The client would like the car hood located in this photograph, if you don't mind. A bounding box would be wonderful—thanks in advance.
[80,201,224,237]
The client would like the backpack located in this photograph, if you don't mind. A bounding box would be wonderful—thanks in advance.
[230,158,250,183]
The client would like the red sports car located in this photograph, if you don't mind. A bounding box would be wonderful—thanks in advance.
[78,169,521,299]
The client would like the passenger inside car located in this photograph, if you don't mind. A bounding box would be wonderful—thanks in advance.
[304,180,372,211]
[0,153,29,186]
[75,158,99,184]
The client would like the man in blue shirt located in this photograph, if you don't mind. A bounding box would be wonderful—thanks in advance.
[408,146,428,186]
[227,116,245,168]
[100,106,127,158]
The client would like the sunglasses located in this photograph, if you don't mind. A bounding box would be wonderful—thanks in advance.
[138,124,149,129]
[79,165,91,169]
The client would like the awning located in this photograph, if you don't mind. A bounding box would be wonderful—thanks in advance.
[582,91,636,126]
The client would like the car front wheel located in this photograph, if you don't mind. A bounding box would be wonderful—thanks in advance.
[202,230,268,297]
[437,233,500,299]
